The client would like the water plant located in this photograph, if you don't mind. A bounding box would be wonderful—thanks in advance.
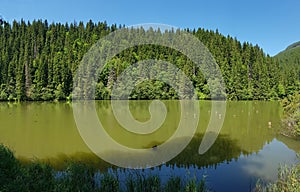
[0,144,210,192]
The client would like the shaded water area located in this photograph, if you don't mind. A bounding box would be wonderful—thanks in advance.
[0,101,299,191]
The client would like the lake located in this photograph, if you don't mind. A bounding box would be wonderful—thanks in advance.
[0,101,299,191]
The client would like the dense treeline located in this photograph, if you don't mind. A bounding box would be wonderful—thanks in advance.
[275,46,300,98]
[0,20,299,101]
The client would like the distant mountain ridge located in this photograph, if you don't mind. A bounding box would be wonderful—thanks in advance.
[286,41,300,51]
[275,41,300,61]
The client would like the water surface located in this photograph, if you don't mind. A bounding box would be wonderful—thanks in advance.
[0,101,298,191]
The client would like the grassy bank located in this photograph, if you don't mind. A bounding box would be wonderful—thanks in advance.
[281,91,300,138]
[0,144,207,192]
[255,163,300,192]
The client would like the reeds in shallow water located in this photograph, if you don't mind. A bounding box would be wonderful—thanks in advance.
[0,144,209,191]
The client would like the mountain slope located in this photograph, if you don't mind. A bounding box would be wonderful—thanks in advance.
[275,44,300,63]
[286,41,300,51]
[274,42,300,95]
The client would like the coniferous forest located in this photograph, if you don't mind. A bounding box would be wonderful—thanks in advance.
[0,19,299,101]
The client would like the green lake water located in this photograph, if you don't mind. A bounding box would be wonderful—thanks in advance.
[0,101,299,191]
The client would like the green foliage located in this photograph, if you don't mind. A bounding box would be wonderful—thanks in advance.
[144,175,161,192]
[100,173,119,192]
[54,83,66,100]
[275,44,300,96]
[56,162,96,192]
[285,41,300,51]
[125,174,161,192]
[185,179,197,192]
[185,178,206,192]
[281,92,300,137]
[21,163,55,192]
[0,144,20,191]
[164,176,182,192]
[255,164,300,192]
[0,144,210,192]
[0,20,295,101]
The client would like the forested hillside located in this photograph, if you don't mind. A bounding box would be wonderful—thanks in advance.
[0,20,298,101]
[275,44,300,96]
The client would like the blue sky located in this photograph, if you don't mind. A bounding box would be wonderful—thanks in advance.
[1,0,299,56]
